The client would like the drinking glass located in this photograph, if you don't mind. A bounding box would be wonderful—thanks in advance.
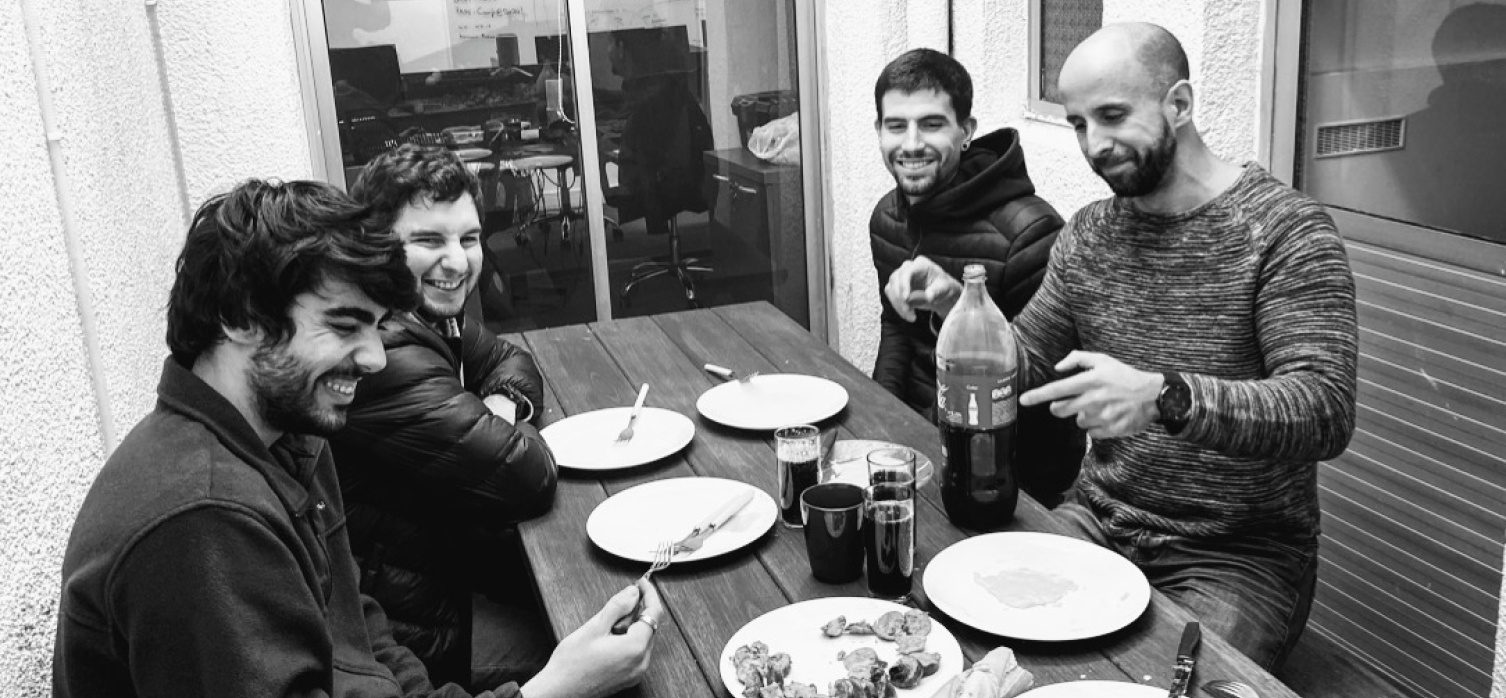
[800,483,865,583]
[775,424,822,528]
[864,482,915,601]
[867,446,917,488]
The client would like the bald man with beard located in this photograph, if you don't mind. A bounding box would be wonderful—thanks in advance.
[885,23,1358,670]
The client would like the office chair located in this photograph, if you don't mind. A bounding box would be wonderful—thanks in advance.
[608,72,715,306]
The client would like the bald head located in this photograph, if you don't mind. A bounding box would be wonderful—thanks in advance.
[1060,22,1188,100]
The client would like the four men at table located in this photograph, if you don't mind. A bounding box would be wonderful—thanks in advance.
[886,23,1357,670]
[331,145,557,689]
[54,179,663,697]
[52,19,1353,692]
[868,48,1085,505]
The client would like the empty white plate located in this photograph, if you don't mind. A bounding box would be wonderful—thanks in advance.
[541,407,695,471]
[586,477,777,563]
[696,374,848,430]
[923,532,1151,642]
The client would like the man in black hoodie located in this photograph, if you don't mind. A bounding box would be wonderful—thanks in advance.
[869,48,1084,507]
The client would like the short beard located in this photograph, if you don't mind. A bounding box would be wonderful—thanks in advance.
[248,341,348,437]
[1094,119,1178,197]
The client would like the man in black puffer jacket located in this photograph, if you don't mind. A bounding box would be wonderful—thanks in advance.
[869,49,1085,507]
[332,145,559,690]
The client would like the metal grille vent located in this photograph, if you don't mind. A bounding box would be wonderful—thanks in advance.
[1314,118,1406,158]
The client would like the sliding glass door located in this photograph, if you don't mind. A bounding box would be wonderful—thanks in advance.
[294,0,826,334]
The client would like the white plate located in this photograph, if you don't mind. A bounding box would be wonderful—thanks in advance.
[1020,680,1164,697]
[586,477,777,563]
[720,597,964,697]
[823,440,935,489]
[923,532,1151,642]
[541,407,695,471]
[696,374,849,430]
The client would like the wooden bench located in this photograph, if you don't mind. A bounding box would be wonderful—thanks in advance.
[1278,627,1415,697]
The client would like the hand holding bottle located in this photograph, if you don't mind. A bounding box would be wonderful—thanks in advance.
[885,256,963,322]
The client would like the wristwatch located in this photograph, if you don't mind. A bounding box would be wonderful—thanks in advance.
[1156,372,1192,435]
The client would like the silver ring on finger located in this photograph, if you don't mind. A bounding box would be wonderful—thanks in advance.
[636,615,659,633]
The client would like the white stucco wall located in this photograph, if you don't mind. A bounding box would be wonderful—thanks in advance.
[823,0,1267,372]
[1,2,313,695]
[0,4,107,692]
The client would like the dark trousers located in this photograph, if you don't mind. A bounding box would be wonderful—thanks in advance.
[1054,496,1319,672]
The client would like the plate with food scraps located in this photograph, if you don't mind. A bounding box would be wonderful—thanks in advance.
[1019,680,1165,697]
[720,597,963,697]
[821,440,935,489]
[923,532,1151,641]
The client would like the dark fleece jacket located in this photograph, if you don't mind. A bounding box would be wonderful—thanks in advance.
[869,127,1085,503]
[54,357,507,697]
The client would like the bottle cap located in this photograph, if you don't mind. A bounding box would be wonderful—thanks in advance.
[962,264,986,281]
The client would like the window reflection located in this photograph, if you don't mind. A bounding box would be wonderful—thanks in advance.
[320,0,814,328]
[1301,1,1506,243]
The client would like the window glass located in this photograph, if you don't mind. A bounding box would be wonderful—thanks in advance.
[318,0,814,331]
[1297,0,1506,244]
[1034,0,1103,107]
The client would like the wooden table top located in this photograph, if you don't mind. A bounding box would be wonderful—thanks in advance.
[507,301,1299,698]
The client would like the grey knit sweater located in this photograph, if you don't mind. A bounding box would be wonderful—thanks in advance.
[1013,164,1358,541]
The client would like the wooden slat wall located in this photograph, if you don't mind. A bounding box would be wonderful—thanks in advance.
[1309,240,1506,698]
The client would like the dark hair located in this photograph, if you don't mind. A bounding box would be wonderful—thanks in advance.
[165,179,419,362]
[874,48,973,123]
[348,144,481,221]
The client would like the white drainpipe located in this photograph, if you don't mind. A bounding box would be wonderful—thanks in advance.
[19,0,117,455]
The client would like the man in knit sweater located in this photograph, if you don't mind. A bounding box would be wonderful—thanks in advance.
[885,23,1358,670]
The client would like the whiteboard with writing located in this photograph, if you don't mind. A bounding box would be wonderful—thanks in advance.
[450,0,531,41]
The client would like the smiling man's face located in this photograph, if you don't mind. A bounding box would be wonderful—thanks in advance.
[393,192,483,319]
[876,89,976,205]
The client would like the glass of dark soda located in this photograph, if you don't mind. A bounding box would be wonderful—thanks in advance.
[775,424,821,528]
[863,481,915,601]
[866,446,916,488]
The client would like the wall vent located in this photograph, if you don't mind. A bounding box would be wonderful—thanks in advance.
[1314,118,1406,158]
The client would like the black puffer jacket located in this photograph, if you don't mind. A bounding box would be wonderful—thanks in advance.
[331,314,558,687]
[870,127,1085,501]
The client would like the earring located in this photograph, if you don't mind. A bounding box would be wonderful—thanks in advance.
[962,140,971,151]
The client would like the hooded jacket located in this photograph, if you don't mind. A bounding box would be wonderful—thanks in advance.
[869,127,1085,501]
[330,314,557,686]
[54,357,507,698]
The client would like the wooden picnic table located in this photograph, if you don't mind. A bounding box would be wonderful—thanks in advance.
[508,301,1300,698]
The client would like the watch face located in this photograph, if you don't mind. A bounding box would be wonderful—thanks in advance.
[1160,377,1192,422]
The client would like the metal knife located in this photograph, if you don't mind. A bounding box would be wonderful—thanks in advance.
[672,490,755,554]
[1167,621,1201,698]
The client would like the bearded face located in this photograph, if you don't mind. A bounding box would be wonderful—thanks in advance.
[1089,114,1179,198]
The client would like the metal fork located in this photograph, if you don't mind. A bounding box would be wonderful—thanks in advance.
[1202,680,1259,698]
[704,363,760,383]
[610,539,674,634]
[614,383,650,444]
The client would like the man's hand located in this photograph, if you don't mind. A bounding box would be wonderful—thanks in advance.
[884,256,962,323]
[521,579,662,698]
[483,393,518,425]
[1019,351,1163,439]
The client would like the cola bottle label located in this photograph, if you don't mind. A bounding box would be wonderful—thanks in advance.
[937,364,1017,429]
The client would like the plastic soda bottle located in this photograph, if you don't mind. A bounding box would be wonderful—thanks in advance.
[934,264,1019,530]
